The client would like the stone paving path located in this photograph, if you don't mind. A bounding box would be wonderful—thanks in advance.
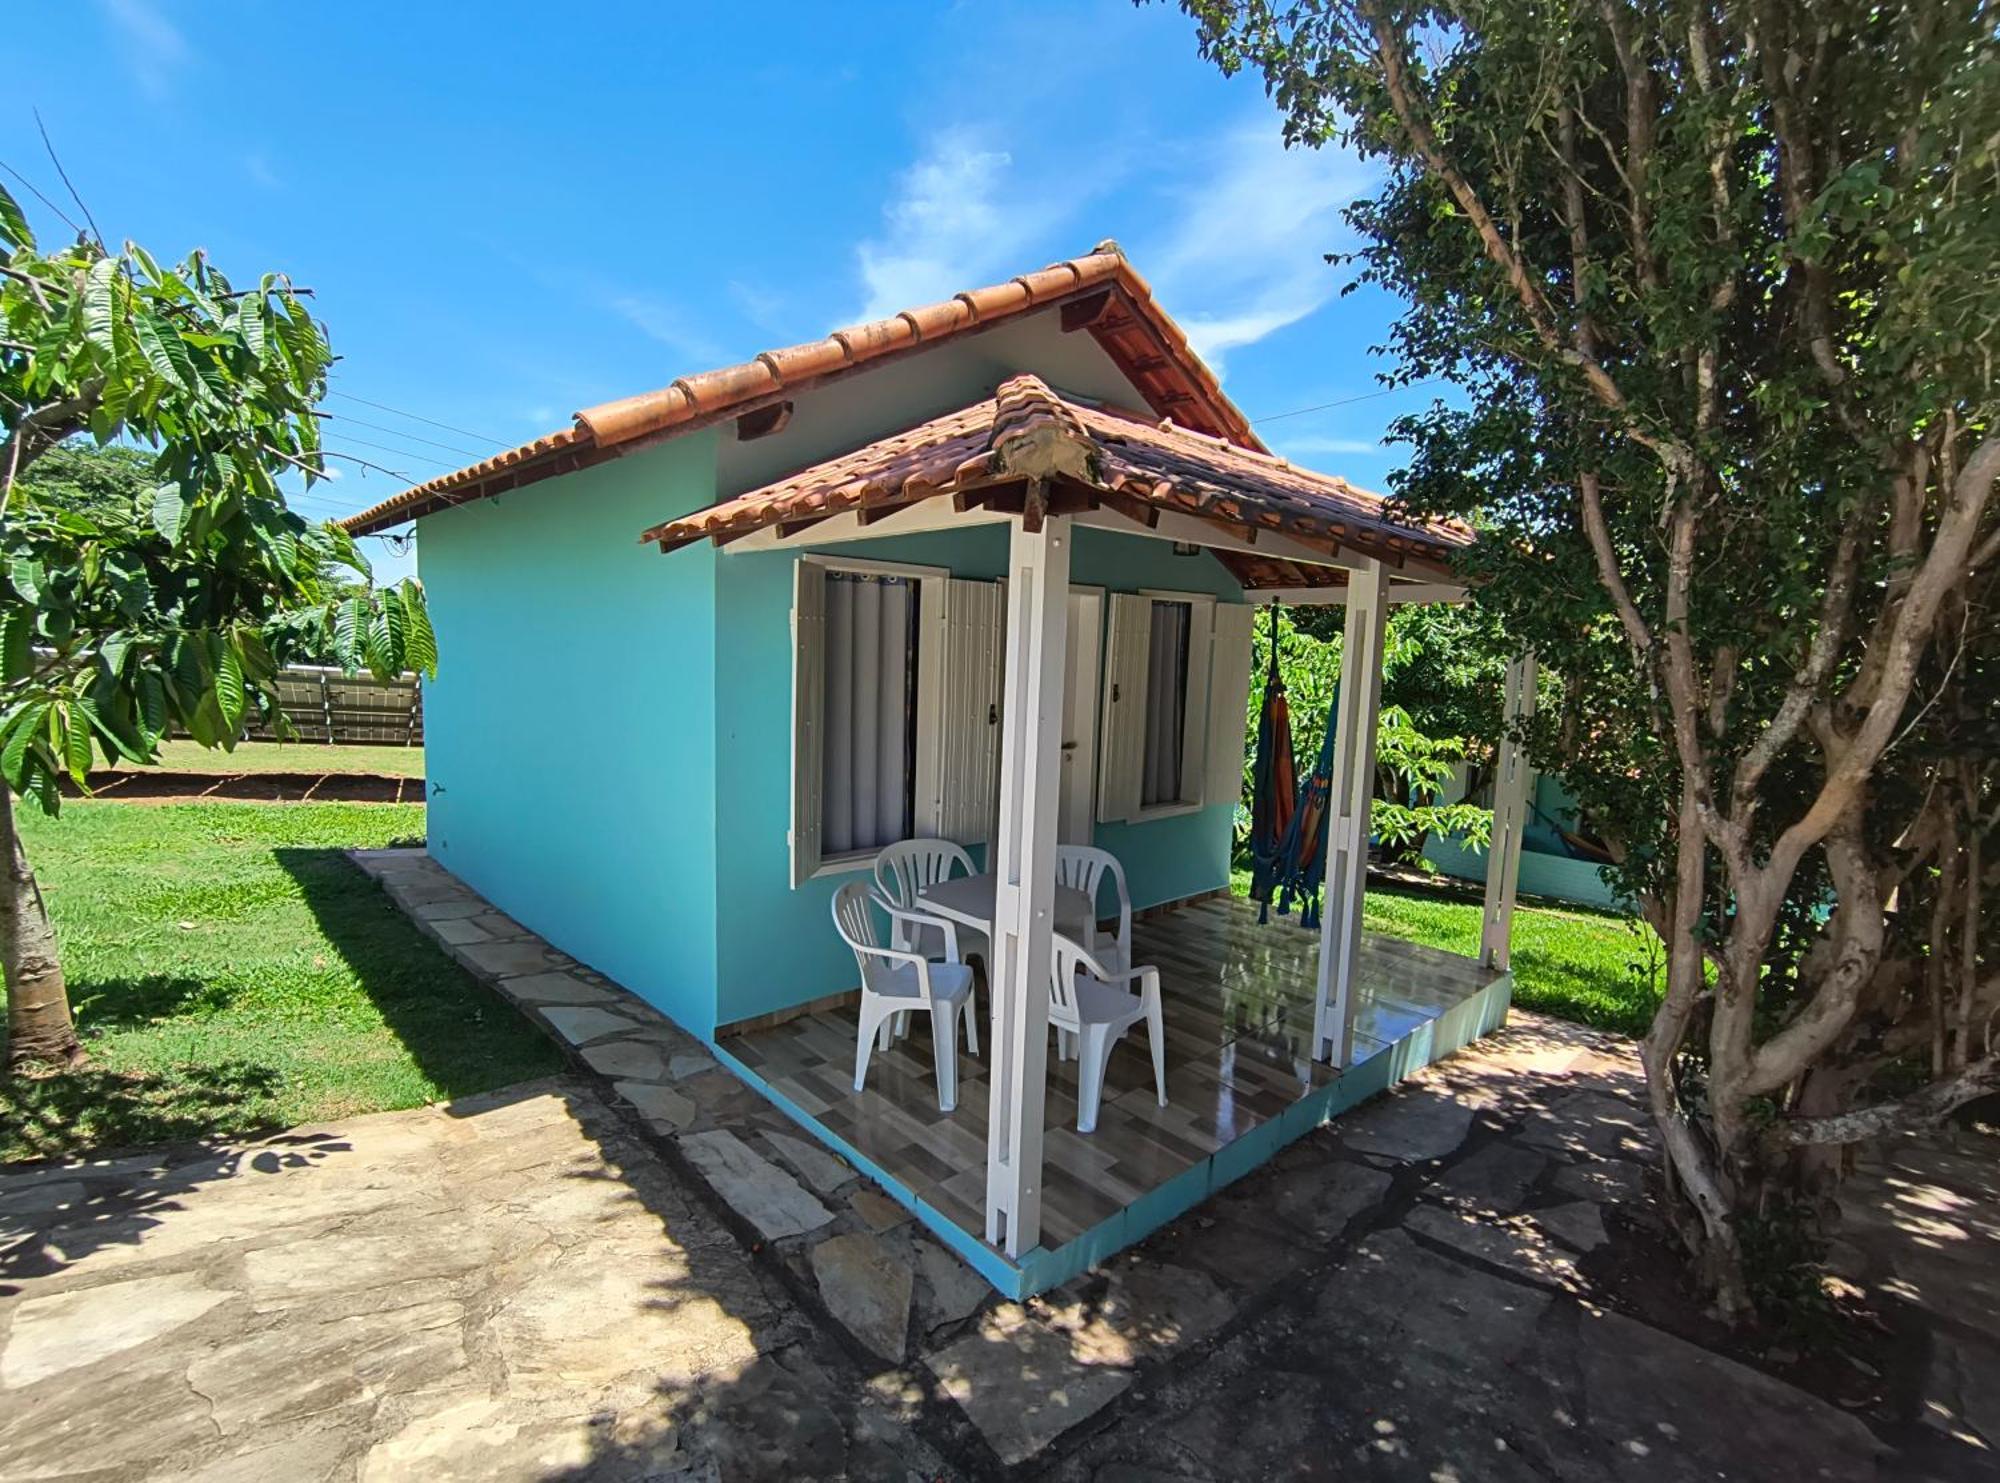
[4,846,1985,1480]
[0,1081,940,1480]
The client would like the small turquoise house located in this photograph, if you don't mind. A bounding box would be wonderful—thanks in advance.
[346,245,1531,1293]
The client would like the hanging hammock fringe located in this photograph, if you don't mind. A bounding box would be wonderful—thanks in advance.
[1247,602,1339,930]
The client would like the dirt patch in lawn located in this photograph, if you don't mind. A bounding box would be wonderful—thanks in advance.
[75,769,422,804]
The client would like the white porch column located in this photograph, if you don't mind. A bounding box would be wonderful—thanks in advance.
[1480,653,1538,971]
[983,512,1069,1257]
[1313,558,1389,1067]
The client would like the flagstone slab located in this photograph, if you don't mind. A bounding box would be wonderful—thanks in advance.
[580,1040,671,1082]
[539,1006,641,1046]
[615,1079,696,1132]
[762,1130,855,1195]
[504,971,619,1006]
[1338,1091,1474,1163]
[927,1309,1132,1466]
[1,1271,228,1389]
[460,940,558,977]
[428,916,493,945]
[677,1131,834,1241]
[1534,1200,1608,1253]
[811,1232,913,1363]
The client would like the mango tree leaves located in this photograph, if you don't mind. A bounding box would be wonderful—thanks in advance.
[0,190,439,813]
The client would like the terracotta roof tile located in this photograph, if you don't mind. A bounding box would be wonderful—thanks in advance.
[638,373,1471,579]
[341,244,1258,536]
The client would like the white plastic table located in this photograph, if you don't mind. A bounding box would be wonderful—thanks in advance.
[917,872,1095,946]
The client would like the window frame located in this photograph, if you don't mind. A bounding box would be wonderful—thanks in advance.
[792,553,950,882]
[1097,588,1218,825]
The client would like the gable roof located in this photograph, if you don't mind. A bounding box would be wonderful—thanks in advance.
[341,243,1261,536]
[639,374,1469,584]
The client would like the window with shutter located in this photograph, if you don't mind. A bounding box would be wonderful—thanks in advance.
[790,556,1003,884]
[1097,590,1224,822]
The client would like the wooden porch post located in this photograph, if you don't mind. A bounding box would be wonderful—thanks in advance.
[983,510,1069,1257]
[1480,653,1537,971]
[1312,558,1388,1067]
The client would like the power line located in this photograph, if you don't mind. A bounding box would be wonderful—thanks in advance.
[1251,381,1443,425]
[326,389,508,448]
[317,433,461,476]
[322,411,486,460]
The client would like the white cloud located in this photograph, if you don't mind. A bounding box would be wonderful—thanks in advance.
[99,0,192,100]
[1147,123,1373,375]
[852,130,1061,321]
[727,278,787,334]
[244,152,280,190]
[607,294,724,366]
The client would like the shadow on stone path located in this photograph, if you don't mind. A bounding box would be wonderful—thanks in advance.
[0,1079,944,1479]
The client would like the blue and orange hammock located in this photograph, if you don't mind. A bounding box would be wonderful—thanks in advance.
[1247,603,1339,930]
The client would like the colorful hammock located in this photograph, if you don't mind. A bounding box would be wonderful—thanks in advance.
[1247,603,1338,929]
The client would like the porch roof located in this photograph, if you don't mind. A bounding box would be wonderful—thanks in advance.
[340,242,1260,537]
[638,374,1473,582]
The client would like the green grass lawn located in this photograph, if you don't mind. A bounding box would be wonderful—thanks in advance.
[1232,867,1662,1036]
[103,739,426,777]
[2,801,559,1165]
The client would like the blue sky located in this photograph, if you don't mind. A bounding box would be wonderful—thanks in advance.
[10,1,1432,582]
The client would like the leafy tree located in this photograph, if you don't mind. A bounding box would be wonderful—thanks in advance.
[1,186,435,1072]
[1183,0,1998,1317]
[1242,605,1492,871]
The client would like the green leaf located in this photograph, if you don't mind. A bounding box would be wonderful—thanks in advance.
[333,595,367,670]
[0,702,46,790]
[0,608,30,683]
[0,181,32,251]
[131,309,187,388]
[399,583,437,678]
[137,670,167,739]
[215,638,246,733]
[236,296,267,358]
[61,702,93,783]
[8,557,43,605]
[150,482,187,544]
[83,255,120,351]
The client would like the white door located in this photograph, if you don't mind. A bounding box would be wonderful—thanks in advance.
[1058,587,1104,843]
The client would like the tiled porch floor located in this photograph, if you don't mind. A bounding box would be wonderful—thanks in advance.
[727,895,1503,1248]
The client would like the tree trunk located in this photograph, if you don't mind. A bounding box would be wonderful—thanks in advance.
[1,788,81,1073]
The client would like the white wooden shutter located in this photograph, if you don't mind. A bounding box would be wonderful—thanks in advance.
[933,578,1005,844]
[1097,593,1153,822]
[789,560,827,887]
[1176,598,1215,805]
[1204,603,1258,811]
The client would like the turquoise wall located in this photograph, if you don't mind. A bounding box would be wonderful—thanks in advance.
[708,519,1246,1028]
[417,434,725,1034]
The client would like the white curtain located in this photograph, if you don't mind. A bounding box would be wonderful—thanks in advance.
[1142,600,1190,806]
[822,572,915,854]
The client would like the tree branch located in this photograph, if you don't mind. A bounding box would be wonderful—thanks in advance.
[1770,1053,2000,1148]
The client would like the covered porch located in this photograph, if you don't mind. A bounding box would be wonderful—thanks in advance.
[648,372,1537,1294]
[726,896,1507,1288]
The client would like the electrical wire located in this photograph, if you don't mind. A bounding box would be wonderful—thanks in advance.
[326,389,507,448]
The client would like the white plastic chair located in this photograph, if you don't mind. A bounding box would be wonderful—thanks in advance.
[1055,845,1133,972]
[874,840,988,1044]
[1048,931,1166,1134]
[831,881,978,1113]
[873,839,988,966]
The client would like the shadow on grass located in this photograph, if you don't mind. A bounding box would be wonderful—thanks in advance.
[68,974,235,1033]
[0,1060,284,1169]
[272,847,563,1102]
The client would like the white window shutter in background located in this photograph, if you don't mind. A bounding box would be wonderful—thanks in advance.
[934,578,1006,843]
[1204,603,1258,811]
[789,559,828,887]
[1097,593,1153,823]
[1176,598,1215,805]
